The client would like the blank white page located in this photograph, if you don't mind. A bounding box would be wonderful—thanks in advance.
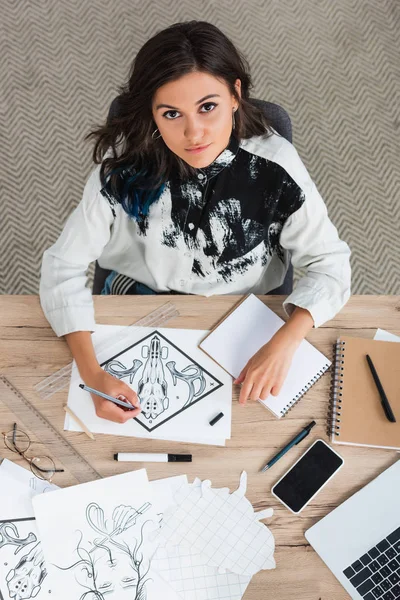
[200,294,331,418]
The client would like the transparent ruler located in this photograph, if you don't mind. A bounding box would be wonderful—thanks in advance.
[34,301,179,400]
[0,375,101,483]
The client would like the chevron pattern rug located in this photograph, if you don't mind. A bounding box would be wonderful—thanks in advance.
[1,0,399,295]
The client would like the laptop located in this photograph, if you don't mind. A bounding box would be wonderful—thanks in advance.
[305,460,400,600]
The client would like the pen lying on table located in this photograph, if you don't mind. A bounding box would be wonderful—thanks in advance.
[261,421,316,472]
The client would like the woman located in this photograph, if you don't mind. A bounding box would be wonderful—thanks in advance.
[40,20,351,423]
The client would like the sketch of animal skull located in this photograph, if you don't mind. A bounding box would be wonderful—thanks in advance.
[6,543,47,599]
[137,335,170,420]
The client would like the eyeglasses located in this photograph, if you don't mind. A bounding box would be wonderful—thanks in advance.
[2,423,64,482]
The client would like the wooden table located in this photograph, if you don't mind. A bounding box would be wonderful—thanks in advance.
[0,295,399,599]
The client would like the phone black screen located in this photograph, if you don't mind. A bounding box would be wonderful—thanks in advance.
[272,440,343,513]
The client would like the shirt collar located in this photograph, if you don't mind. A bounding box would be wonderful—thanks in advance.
[194,133,240,182]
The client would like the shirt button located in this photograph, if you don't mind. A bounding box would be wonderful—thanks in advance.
[184,252,191,257]
[188,223,195,230]
[179,280,185,286]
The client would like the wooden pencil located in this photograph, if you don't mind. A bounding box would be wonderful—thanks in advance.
[63,405,95,441]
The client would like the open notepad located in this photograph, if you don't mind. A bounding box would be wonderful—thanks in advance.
[199,294,331,418]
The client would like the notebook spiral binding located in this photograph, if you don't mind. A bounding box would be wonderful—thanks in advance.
[327,339,346,437]
[280,362,331,417]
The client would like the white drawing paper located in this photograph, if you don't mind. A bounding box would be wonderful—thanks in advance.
[157,472,275,578]
[0,459,58,495]
[65,326,232,445]
[32,469,180,600]
[0,468,57,521]
[374,328,400,342]
[149,475,188,527]
[0,517,51,600]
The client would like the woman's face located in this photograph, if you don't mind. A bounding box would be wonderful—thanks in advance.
[152,71,241,168]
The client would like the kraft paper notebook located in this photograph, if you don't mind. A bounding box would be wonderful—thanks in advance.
[329,335,400,450]
[199,294,331,418]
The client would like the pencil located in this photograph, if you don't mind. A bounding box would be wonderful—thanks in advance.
[63,405,95,440]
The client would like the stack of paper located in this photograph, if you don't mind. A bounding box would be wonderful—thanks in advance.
[0,460,275,600]
[0,460,185,600]
[0,460,59,599]
[65,325,232,446]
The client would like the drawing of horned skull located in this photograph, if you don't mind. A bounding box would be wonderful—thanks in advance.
[6,542,47,599]
[0,522,36,554]
[137,335,169,420]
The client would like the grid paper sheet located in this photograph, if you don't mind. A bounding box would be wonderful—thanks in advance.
[153,542,251,600]
[157,472,275,578]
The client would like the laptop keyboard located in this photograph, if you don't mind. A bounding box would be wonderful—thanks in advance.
[343,526,400,599]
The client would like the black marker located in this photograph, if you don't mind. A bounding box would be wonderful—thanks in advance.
[114,453,192,462]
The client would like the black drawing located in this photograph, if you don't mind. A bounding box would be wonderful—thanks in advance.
[56,502,153,599]
[103,359,143,384]
[101,330,223,432]
[0,523,36,555]
[0,518,50,600]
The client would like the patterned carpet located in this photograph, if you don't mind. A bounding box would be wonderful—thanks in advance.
[1,0,399,294]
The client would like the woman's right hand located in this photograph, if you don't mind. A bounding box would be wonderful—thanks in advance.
[84,369,142,424]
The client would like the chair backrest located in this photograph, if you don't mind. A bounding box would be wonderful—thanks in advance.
[249,99,292,143]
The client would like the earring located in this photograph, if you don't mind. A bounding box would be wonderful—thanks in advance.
[152,128,161,140]
[232,107,237,130]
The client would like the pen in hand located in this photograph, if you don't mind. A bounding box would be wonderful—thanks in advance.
[261,421,316,472]
[365,354,396,423]
[79,384,140,411]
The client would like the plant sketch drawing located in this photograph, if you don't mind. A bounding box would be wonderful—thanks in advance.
[56,501,153,599]
[0,518,50,600]
[101,330,223,431]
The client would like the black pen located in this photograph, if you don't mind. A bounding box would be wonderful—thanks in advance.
[261,421,316,472]
[366,354,396,423]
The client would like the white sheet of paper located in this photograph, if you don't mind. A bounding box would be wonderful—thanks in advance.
[200,294,331,418]
[374,328,400,342]
[0,473,39,519]
[0,460,58,519]
[0,458,59,494]
[65,325,232,445]
[150,475,188,524]
[32,469,180,600]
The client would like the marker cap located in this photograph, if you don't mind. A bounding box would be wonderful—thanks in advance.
[168,454,192,462]
[209,412,224,426]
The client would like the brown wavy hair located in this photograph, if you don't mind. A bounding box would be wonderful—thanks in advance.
[86,20,273,218]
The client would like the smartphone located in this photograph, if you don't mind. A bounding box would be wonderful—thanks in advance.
[271,439,344,514]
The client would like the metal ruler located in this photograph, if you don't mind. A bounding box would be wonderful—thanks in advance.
[34,301,179,400]
[0,375,101,483]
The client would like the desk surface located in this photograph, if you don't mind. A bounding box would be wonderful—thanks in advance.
[0,294,399,600]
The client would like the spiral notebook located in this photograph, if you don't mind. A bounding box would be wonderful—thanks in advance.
[199,294,331,418]
[329,335,400,450]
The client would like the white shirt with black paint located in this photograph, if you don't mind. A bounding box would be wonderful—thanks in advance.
[40,131,351,337]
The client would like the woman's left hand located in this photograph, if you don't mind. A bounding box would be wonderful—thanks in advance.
[233,328,300,405]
